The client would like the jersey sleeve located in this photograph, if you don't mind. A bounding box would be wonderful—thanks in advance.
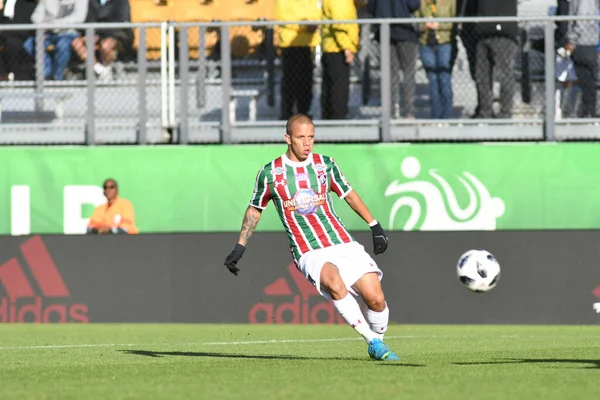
[329,158,353,199]
[249,167,272,209]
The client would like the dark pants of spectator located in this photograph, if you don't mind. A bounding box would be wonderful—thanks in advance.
[24,32,78,81]
[280,47,314,119]
[452,24,482,116]
[0,34,34,80]
[571,45,598,118]
[475,37,517,118]
[420,43,453,119]
[390,41,418,118]
[454,24,478,80]
[321,51,350,120]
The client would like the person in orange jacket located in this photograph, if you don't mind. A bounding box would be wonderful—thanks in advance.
[87,178,139,234]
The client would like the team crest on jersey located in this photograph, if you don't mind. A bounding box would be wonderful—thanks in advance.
[273,167,286,175]
[295,173,309,181]
[318,173,327,185]
[315,163,326,172]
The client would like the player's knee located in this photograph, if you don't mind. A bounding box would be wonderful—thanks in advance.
[365,293,386,312]
[320,274,346,300]
[327,281,347,299]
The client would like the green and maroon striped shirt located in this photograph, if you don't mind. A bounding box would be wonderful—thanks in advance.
[250,153,355,263]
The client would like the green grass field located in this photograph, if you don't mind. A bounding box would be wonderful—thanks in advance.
[0,324,598,400]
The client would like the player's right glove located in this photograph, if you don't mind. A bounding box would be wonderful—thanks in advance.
[370,222,388,255]
[224,243,246,276]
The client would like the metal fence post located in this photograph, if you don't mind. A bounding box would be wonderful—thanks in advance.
[34,28,45,113]
[265,27,275,107]
[220,25,232,144]
[168,23,176,134]
[160,21,169,134]
[137,26,148,145]
[196,26,207,109]
[179,26,190,144]
[85,27,96,145]
[544,20,556,141]
[379,22,391,143]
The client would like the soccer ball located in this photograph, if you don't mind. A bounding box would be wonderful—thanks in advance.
[456,249,501,293]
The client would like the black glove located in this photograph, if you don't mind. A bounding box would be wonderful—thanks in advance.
[224,243,246,276]
[370,222,388,255]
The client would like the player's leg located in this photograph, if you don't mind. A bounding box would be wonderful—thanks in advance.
[320,262,377,344]
[352,272,389,340]
[331,242,399,361]
[352,272,399,361]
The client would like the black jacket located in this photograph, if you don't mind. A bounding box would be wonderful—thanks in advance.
[456,0,477,17]
[554,0,570,46]
[86,0,130,23]
[85,0,132,45]
[368,0,421,43]
[0,0,38,39]
[475,0,518,40]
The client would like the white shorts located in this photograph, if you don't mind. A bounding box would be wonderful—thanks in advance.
[296,241,383,299]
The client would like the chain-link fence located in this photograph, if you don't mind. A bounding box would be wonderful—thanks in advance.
[1,14,600,144]
[0,22,165,144]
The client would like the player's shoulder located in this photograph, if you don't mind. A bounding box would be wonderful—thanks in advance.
[257,156,283,175]
[314,153,337,167]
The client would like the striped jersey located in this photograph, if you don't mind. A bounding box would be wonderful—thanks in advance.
[250,153,355,263]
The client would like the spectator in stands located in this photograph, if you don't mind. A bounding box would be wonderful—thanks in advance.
[320,0,360,120]
[368,0,420,119]
[472,0,518,119]
[0,0,37,81]
[23,0,88,81]
[416,0,456,119]
[71,0,133,81]
[452,0,479,114]
[565,0,599,118]
[87,178,139,235]
[554,0,570,48]
[275,0,321,120]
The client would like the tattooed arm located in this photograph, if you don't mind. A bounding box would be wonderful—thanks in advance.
[237,206,263,246]
[224,206,263,276]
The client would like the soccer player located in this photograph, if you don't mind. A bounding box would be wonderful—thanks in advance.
[223,114,400,361]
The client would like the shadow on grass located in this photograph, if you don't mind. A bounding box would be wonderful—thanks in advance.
[120,350,425,367]
[453,359,600,369]
[121,349,359,361]
[377,363,426,368]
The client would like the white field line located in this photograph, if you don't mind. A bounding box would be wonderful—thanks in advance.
[0,335,432,351]
[1,334,598,351]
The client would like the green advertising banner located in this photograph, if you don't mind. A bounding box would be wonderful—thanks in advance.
[1,143,600,235]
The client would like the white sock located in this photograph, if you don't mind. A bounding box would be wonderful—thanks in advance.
[333,293,376,344]
[366,304,389,341]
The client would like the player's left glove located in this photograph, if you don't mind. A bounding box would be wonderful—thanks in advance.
[370,222,388,255]
[224,243,246,276]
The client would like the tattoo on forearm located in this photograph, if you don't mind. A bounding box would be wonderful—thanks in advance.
[240,210,259,243]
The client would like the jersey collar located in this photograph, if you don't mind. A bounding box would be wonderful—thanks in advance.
[282,152,312,168]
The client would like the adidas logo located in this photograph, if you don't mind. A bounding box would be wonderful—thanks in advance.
[0,236,88,323]
[249,263,346,324]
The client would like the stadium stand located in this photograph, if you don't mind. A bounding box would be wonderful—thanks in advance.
[130,0,276,60]
[0,0,598,145]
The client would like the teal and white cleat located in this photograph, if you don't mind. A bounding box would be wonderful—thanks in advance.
[367,338,400,361]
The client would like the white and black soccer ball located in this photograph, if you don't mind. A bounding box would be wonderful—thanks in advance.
[456,249,501,293]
